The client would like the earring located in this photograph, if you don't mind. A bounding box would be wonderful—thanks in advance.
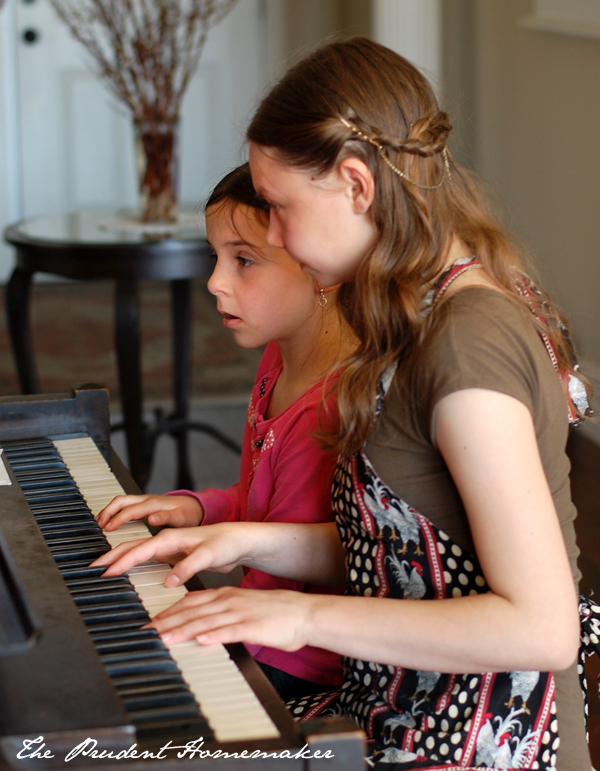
[318,287,327,307]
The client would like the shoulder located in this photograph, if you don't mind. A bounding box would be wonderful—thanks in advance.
[431,287,541,364]
[440,286,532,332]
[421,287,555,417]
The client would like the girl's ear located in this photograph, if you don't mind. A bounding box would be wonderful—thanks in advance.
[337,157,375,215]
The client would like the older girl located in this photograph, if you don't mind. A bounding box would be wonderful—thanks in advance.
[98,40,593,769]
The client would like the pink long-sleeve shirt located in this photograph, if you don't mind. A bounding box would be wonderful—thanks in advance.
[170,342,343,685]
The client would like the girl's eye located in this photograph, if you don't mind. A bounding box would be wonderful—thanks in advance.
[237,256,254,268]
[209,252,217,261]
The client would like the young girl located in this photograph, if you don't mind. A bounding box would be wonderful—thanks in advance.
[96,40,595,769]
[95,163,354,700]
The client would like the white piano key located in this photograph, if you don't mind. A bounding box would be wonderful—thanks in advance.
[104,532,152,547]
[135,584,187,602]
[129,572,172,587]
[127,562,168,573]
[53,436,280,742]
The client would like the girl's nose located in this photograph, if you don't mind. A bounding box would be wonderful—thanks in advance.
[207,263,226,295]
[266,213,285,249]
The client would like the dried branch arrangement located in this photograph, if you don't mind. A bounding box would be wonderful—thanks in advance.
[49,0,241,221]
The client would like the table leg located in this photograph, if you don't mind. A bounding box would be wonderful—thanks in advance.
[6,268,39,394]
[171,279,194,490]
[114,279,147,489]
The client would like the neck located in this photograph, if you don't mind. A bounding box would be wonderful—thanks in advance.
[442,236,473,270]
[267,305,354,418]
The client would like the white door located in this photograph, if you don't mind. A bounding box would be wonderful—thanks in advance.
[0,0,274,280]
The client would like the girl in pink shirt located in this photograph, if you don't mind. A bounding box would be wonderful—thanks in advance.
[96,164,355,699]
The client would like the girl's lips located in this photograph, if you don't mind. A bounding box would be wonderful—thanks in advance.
[222,312,241,328]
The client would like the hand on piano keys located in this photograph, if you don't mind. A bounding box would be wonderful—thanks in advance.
[91,523,317,650]
[91,520,261,583]
[97,493,204,531]
[146,585,315,652]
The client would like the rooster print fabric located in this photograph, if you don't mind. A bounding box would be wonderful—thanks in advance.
[287,452,559,769]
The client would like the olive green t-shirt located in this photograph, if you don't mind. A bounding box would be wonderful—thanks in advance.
[365,288,588,771]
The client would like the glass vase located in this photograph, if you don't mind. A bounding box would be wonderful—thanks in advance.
[134,119,179,223]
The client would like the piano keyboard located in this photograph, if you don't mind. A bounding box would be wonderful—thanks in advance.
[3,436,279,744]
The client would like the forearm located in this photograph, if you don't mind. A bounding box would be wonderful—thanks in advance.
[240,522,347,586]
[305,589,579,674]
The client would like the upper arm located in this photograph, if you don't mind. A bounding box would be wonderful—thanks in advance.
[434,389,578,645]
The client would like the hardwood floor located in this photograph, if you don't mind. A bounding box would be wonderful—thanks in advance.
[567,429,600,767]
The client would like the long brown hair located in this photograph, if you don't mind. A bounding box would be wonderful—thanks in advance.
[248,37,587,454]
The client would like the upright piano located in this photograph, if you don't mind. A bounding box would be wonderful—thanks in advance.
[0,387,364,771]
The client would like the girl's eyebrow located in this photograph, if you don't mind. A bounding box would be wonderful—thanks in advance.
[227,239,253,247]
[206,238,253,249]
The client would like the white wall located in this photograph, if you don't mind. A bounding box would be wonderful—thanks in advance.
[372,0,441,87]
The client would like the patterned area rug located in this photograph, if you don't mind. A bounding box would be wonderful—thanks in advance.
[0,279,262,406]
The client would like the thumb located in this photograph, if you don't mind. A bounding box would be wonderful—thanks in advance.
[164,548,212,587]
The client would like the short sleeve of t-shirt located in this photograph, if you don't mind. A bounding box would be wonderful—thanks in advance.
[422,289,544,428]
[365,287,575,573]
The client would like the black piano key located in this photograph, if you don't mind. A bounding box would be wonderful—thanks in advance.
[57,560,108,572]
[103,658,181,677]
[43,527,103,542]
[86,618,154,634]
[82,608,150,626]
[95,637,166,655]
[19,478,77,491]
[69,581,134,595]
[46,540,106,553]
[47,533,106,562]
[38,517,95,540]
[17,472,73,485]
[52,547,110,563]
[6,462,66,474]
[30,503,92,516]
[89,628,161,644]
[73,590,142,606]
[22,490,84,504]
[101,650,173,666]
[115,682,189,698]
[66,576,132,590]
[3,448,61,461]
[34,510,96,529]
[111,672,186,689]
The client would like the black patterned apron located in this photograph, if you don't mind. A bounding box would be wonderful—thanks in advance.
[288,450,560,770]
[286,261,600,769]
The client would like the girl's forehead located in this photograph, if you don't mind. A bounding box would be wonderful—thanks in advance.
[249,144,297,190]
[206,201,267,239]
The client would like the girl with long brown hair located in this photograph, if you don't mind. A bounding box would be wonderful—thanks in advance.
[97,39,594,769]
